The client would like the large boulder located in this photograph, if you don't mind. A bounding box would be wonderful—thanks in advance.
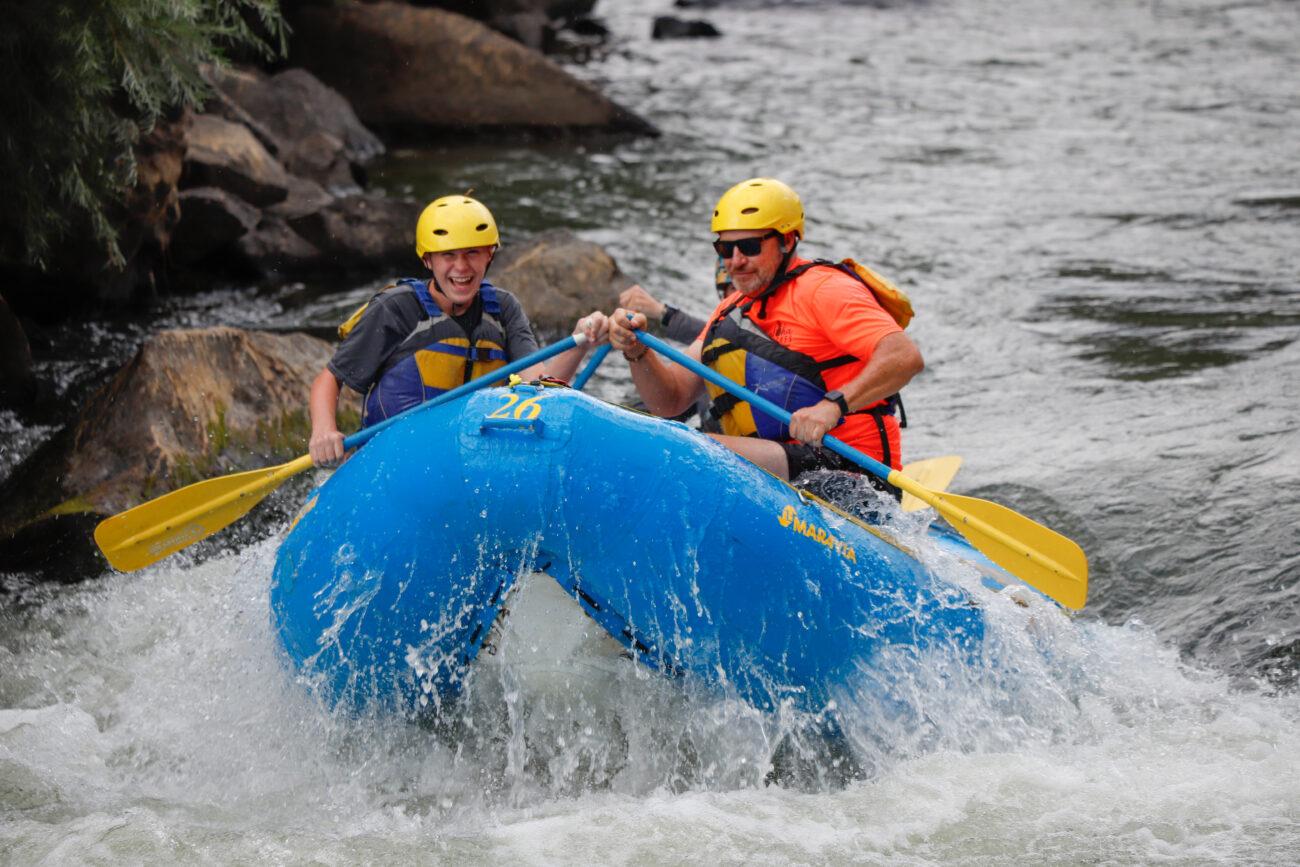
[267,175,336,222]
[182,113,291,207]
[0,328,358,576]
[171,165,420,277]
[236,216,329,276]
[285,193,426,271]
[209,67,385,192]
[170,187,263,268]
[287,0,657,137]
[168,68,428,279]
[494,228,633,333]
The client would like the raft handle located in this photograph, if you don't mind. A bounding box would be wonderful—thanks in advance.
[480,416,547,436]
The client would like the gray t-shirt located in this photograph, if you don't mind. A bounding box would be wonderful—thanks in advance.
[327,280,539,394]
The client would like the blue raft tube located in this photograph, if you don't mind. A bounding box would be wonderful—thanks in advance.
[270,381,1007,721]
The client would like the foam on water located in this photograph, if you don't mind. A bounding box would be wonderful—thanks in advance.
[3,519,1298,862]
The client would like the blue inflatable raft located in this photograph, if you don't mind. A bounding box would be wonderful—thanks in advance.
[270,384,1013,718]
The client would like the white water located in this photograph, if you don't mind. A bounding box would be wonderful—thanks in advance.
[4,0,1300,860]
[3,533,1298,863]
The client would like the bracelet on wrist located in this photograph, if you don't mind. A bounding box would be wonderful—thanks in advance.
[623,347,649,362]
[660,305,678,326]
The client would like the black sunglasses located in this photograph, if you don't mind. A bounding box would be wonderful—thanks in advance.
[713,231,778,259]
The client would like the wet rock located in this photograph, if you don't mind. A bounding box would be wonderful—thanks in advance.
[162,66,433,279]
[210,67,384,192]
[266,175,336,223]
[493,228,634,333]
[0,327,355,574]
[170,187,262,268]
[566,16,609,38]
[169,184,420,279]
[652,16,722,39]
[237,216,327,276]
[289,129,364,194]
[236,176,337,276]
[286,194,425,271]
[74,327,341,512]
[0,514,103,586]
[182,113,291,208]
[489,11,556,53]
[203,81,286,161]
[288,0,657,137]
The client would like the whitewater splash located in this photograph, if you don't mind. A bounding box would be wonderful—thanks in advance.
[2,528,1296,861]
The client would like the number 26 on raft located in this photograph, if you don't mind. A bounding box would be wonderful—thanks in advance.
[487,394,543,420]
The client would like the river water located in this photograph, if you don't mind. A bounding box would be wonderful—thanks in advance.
[3,0,1299,862]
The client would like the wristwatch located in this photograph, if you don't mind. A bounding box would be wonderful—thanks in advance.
[661,305,679,326]
[823,390,850,416]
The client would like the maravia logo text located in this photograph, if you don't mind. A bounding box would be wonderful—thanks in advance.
[778,505,857,563]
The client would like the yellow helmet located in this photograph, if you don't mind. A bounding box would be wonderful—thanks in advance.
[711,178,804,240]
[415,195,500,257]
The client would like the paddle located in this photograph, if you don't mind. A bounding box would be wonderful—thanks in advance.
[900,455,962,511]
[572,343,611,391]
[94,334,588,573]
[631,330,1088,609]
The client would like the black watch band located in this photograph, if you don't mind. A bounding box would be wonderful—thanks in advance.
[661,305,678,326]
[824,390,850,416]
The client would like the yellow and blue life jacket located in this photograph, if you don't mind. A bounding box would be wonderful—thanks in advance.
[362,278,509,426]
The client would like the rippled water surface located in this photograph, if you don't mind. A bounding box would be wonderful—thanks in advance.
[3,0,1299,862]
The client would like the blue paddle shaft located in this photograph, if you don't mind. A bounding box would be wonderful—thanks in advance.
[572,343,611,391]
[342,334,585,451]
[632,330,892,482]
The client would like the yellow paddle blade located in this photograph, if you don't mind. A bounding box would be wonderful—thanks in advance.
[889,471,1089,609]
[93,455,313,572]
[899,455,962,511]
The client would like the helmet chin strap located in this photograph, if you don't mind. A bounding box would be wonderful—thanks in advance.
[772,235,797,286]
[749,235,798,318]
[427,276,472,316]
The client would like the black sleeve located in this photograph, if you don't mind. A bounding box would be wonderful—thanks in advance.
[327,288,425,393]
[665,309,708,343]
[493,288,541,360]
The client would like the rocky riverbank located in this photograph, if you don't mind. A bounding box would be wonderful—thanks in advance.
[0,0,651,579]
[0,0,656,375]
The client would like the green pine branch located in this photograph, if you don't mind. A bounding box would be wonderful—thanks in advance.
[0,0,286,272]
